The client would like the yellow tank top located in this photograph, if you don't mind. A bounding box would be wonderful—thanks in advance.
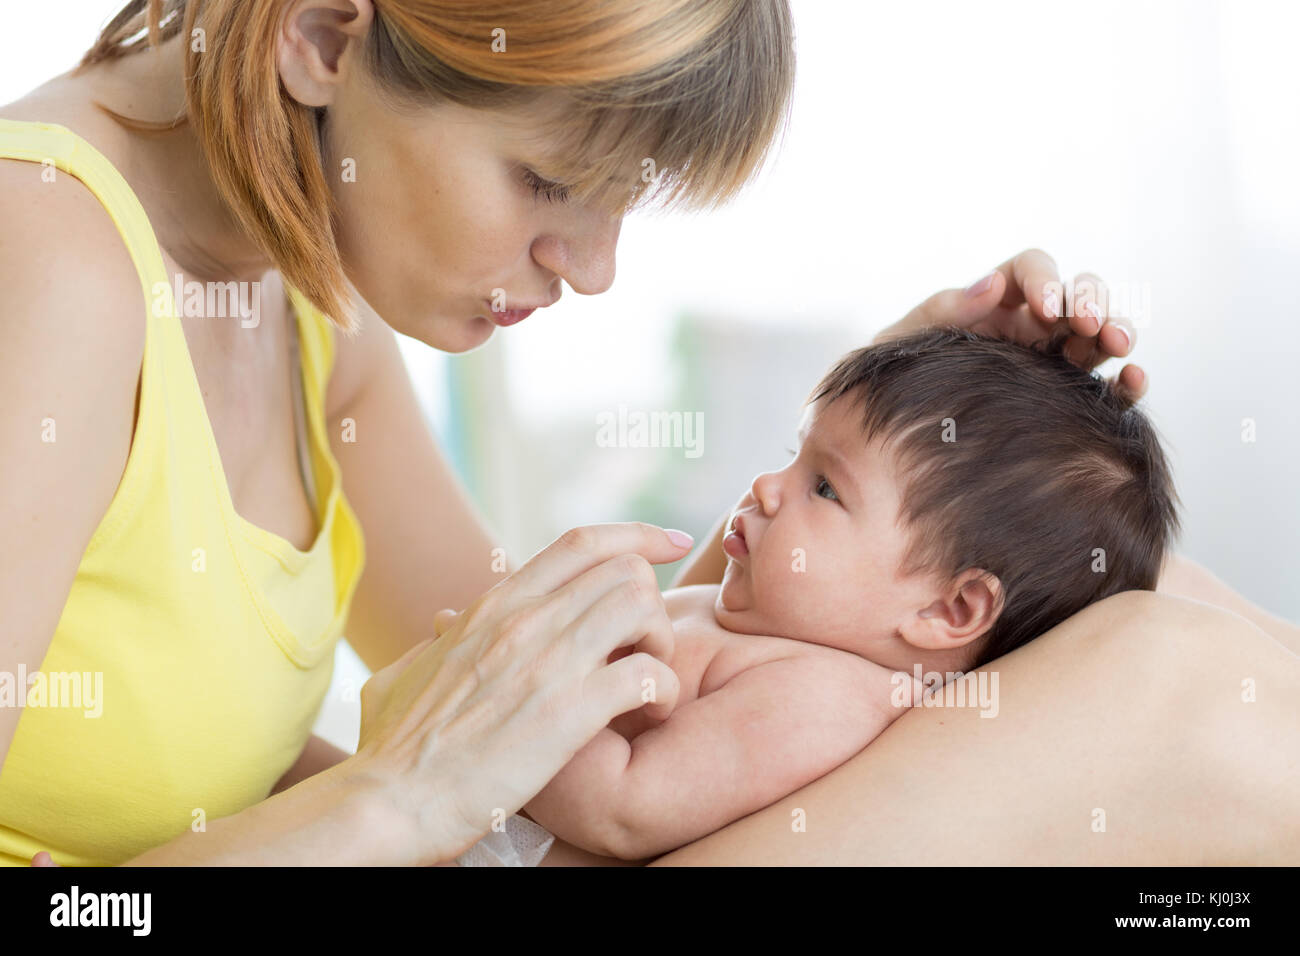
[0,118,366,866]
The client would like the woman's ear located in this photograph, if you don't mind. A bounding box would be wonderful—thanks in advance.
[899,569,1004,653]
[277,0,376,108]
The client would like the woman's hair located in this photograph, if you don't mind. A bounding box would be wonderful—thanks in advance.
[810,327,1182,669]
[76,0,796,330]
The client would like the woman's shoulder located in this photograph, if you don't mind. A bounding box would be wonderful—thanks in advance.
[0,113,149,554]
[1,95,145,319]
[0,111,150,690]
[0,145,147,365]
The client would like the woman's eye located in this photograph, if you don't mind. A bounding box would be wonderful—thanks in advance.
[522,168,572,203]
[784,445,797,458]
[815,476,839,502]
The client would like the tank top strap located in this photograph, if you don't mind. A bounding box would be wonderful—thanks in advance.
[0,119,175,322]
[285,282,337,412]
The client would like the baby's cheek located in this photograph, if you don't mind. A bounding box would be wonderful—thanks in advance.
[762,552,835,623]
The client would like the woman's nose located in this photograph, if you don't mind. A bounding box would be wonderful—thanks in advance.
[532,213,622,296]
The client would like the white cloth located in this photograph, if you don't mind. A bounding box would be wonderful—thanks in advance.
[456,814,556,867]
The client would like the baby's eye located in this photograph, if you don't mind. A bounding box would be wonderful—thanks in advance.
[784,445,797,458]
[815,476,839,501]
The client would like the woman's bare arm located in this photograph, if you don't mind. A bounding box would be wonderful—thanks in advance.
[655,590,1300,864]
[269,735,351,795]
[0,165,146,782]
[327,317,514,673]
[124,765,390,866]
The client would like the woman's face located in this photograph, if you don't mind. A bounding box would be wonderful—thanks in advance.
[321,73,625,351]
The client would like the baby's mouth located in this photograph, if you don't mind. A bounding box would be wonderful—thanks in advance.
[723,514,749,558]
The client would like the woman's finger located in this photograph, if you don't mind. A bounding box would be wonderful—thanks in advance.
[1070,271,1109,338]
[433,608,459,638]
[30,852,59,867]
[888,275,1005,334]
[1097,314,1136,360]
[584,651,682,723]
[1062,333,1102,370]
[504,522,692,601]
[1111,363,1149,402]
[999,248,1063,324]
[556,552,677,665]
[486,551,675,672]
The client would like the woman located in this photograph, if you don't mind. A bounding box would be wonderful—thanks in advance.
[1,0,1295,867]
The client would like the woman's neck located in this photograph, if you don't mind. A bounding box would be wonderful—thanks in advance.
[59,34,275,284]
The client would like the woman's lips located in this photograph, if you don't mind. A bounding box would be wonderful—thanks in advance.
[488,307,536,327]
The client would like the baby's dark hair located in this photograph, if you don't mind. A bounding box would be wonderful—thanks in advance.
[810,326,1182,669]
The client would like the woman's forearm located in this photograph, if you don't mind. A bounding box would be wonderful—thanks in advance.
[269,734,353,796]
[654,591,1300,865]
[122,764,394,866]
[1157,552,1300,655]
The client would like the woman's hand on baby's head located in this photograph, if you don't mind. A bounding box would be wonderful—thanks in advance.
[877,248,1147,403]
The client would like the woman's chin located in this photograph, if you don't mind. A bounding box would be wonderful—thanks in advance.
[407,313,497,353]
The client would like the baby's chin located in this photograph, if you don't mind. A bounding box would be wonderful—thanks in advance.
[714,566,800,638]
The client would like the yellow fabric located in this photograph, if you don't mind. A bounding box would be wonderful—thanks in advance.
[0,119,366,866]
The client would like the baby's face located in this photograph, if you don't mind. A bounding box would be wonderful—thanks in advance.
[715,394,940,658]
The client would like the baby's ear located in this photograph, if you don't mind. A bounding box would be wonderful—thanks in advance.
[899,569,1003,652]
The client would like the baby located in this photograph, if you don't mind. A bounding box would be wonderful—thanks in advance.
[459,326,1182,865]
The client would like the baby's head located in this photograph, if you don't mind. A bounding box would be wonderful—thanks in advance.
[715,326,1181,673]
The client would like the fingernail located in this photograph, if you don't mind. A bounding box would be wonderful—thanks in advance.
[1115,324,1132,350]
[1083,301,1104,334]
[1043,292,1060,319]
[964,272,997,298]
[664,529,694,548]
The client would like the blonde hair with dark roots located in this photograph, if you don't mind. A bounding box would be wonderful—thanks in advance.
[75,0,797,331]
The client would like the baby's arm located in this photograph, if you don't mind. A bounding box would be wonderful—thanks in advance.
[524,650,907,860]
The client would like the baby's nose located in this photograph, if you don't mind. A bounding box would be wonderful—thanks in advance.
[749,471,781,513]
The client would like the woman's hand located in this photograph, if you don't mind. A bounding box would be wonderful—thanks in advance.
[347,522,691,865]
[874,248,1147,401]
[432,607,460,637]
